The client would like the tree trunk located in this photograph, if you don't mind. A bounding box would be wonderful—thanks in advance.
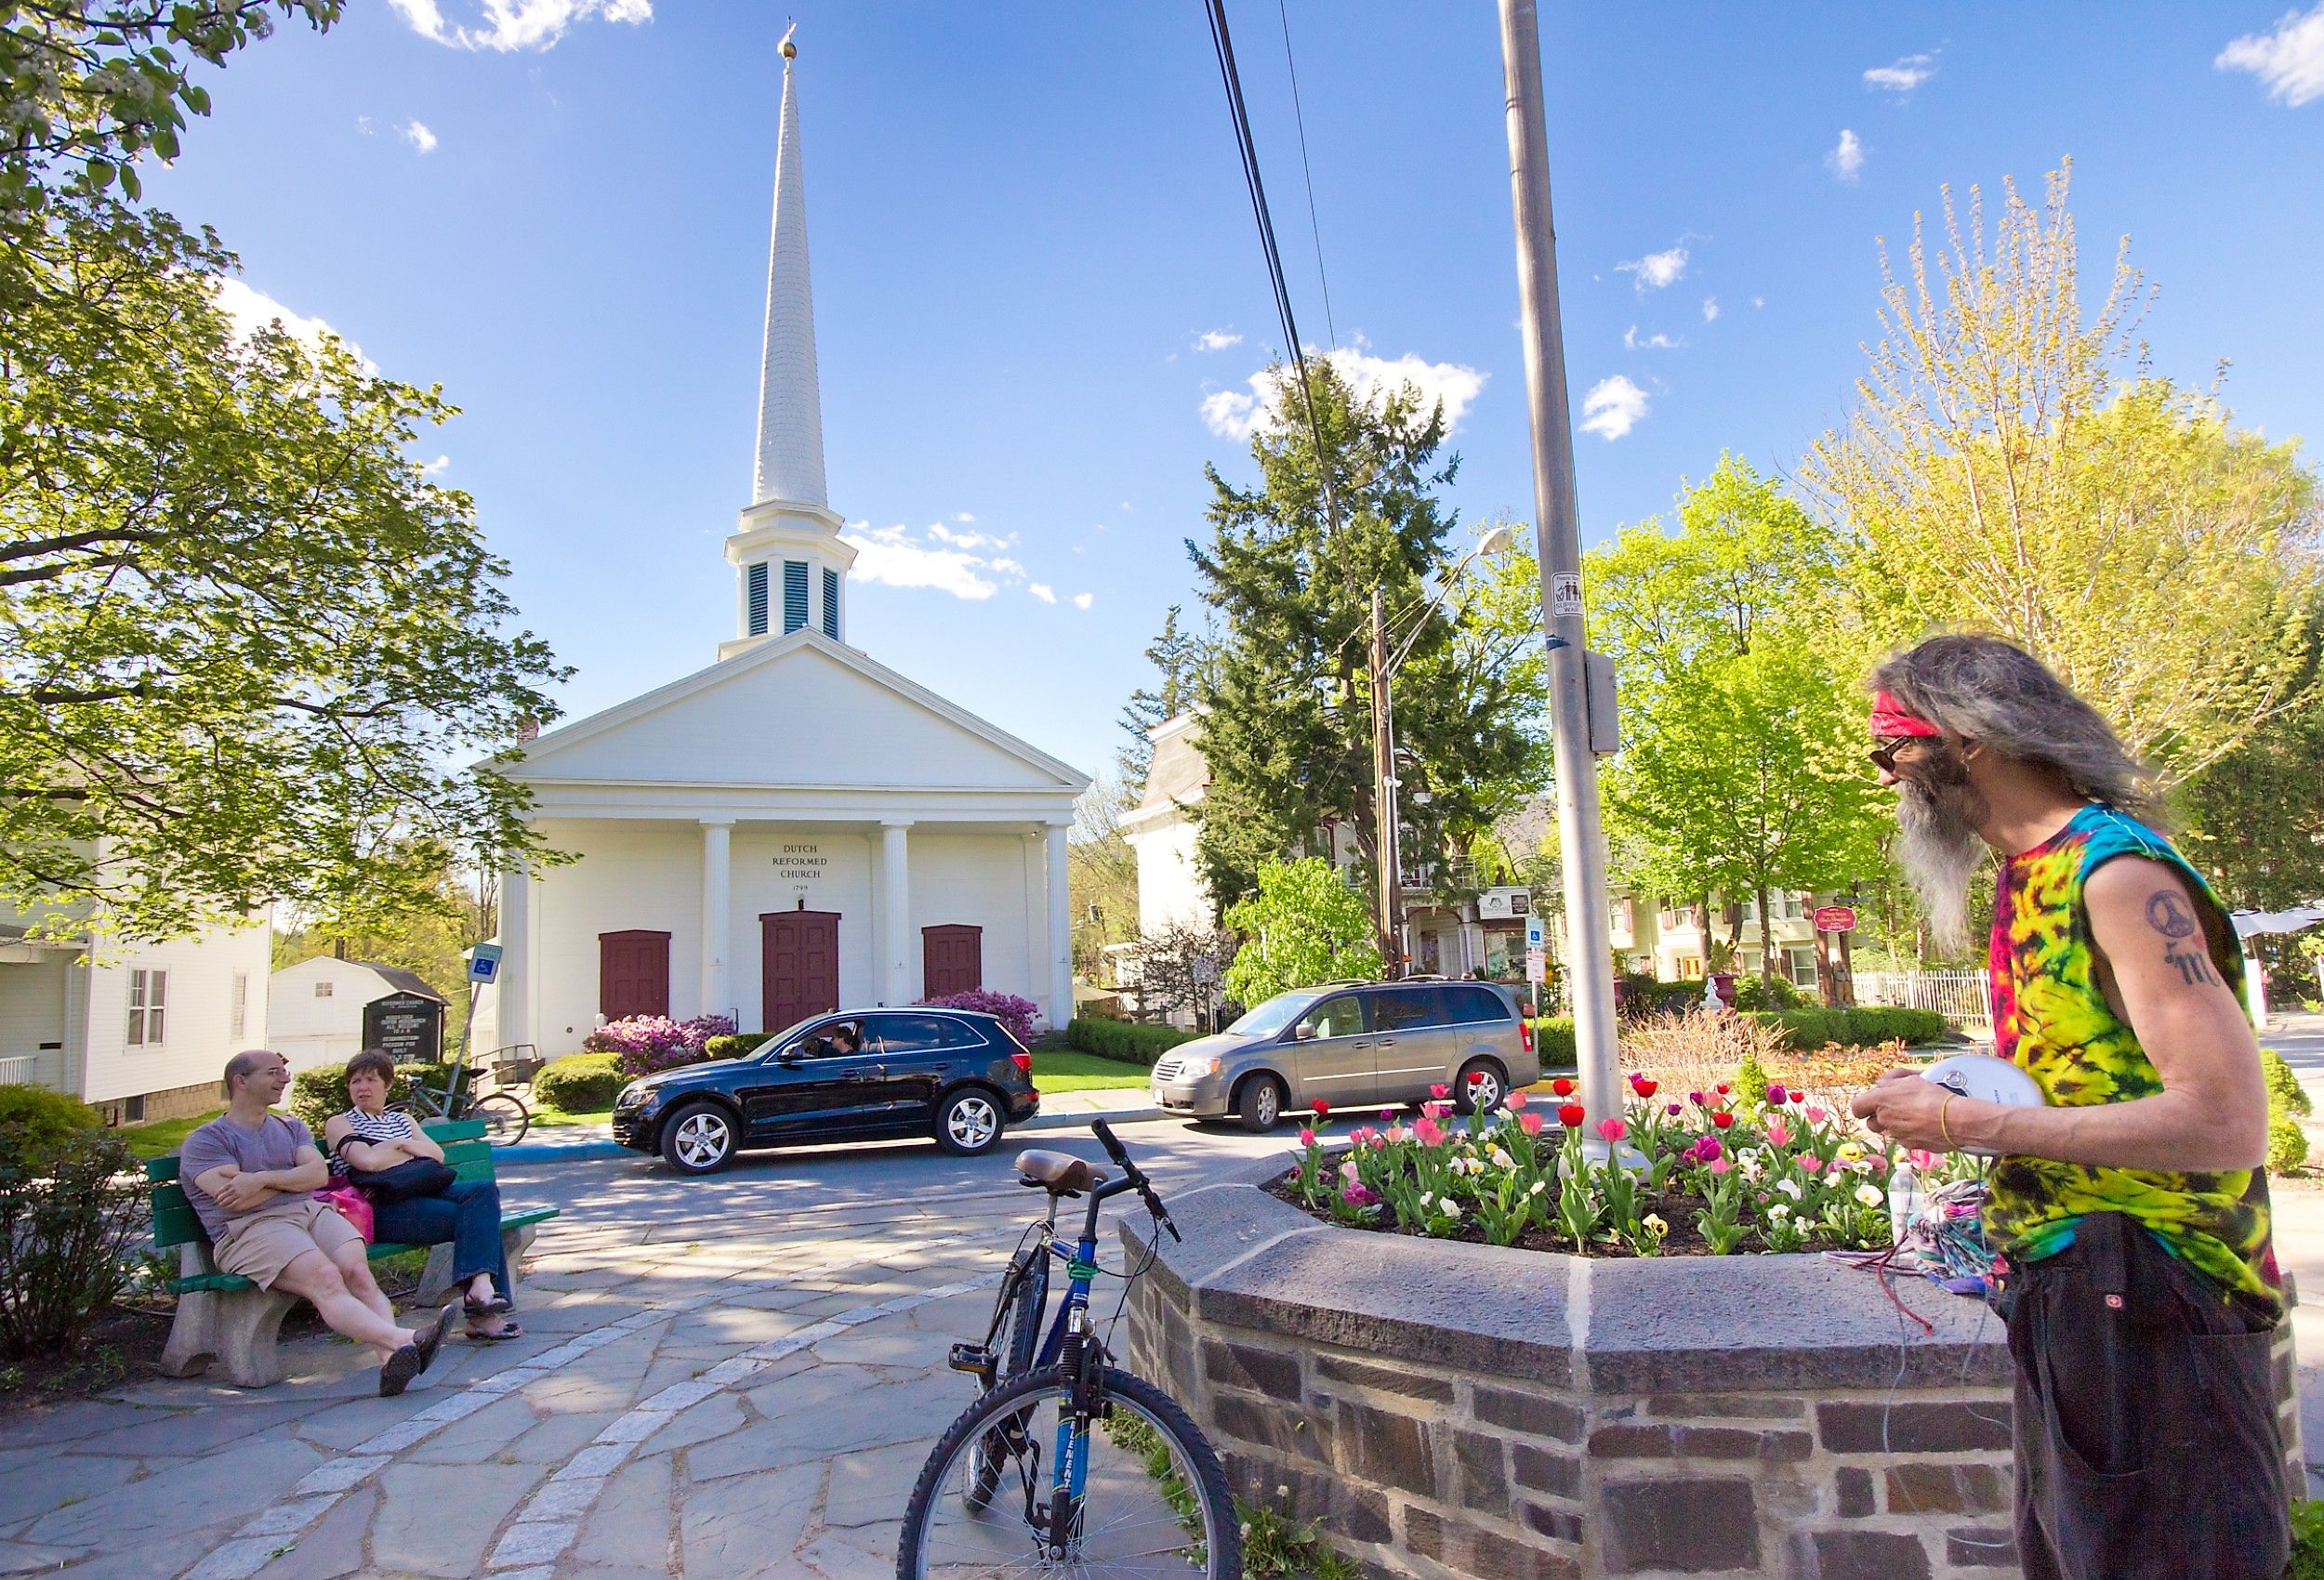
[1756,884,1776,984]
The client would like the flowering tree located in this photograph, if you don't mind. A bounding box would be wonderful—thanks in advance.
[921,989,1039,1048]
[583,1014,735,1077]
[1221,858,1380,1007]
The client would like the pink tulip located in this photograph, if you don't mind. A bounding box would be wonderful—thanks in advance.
[1422,1100,1451,1121]
[1805,1106,1829,1124]
[1340,1159,1359,1183]
[1518,1111,1543,1137]
[1507,1090,1529,1110]
[1430,1083,1451,1099]
[1385,1126,1407,1144]
[1709,1156,1732,1174]
[1596,1117,1628,1144]
[1763,1119,1790,1148]
[1414,1116,1446,1147]
[1298,1127,1317,1148]
[1908,1149,1939,1171]
[1799,1154,1825,1174]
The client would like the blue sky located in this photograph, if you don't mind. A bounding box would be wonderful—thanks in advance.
[146,2,2324,785]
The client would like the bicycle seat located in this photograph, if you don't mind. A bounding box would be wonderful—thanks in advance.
[1014,1150,1107,1195]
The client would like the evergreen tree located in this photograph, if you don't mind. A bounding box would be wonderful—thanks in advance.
[1115,604,1206,793]
[1186,361,1532,924]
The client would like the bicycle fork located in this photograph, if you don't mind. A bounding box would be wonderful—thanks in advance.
[1040,1243,1106,1557]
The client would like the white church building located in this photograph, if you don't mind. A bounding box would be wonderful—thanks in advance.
[486,43,1087,1058]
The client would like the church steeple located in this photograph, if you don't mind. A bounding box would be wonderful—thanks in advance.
[722,25,854,664]
[752,26,826,510]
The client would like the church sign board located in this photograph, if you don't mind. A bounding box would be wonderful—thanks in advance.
[363,992,444,1065]
[772,840,831,899]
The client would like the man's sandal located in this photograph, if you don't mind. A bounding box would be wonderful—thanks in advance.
[382,1304,460,1396]
[465,1321,524,1342]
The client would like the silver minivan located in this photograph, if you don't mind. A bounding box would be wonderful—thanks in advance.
[1147,980,1540,1132]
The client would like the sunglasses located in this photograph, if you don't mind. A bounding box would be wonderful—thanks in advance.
[1868,735,1922,773]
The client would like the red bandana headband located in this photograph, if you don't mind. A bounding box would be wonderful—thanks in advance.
[1868,690,1943,739]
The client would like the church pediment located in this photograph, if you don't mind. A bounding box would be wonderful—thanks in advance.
[510,630,1086,794]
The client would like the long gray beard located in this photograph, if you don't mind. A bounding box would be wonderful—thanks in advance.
[1896,778,1987,957]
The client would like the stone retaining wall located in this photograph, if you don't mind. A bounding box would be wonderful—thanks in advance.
[1122,1159,2301,1580]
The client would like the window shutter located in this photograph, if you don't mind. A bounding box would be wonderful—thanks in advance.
[783,561,809,633]
[822,567,839,638]
[231,972,247,1039]
[746,561,770,636]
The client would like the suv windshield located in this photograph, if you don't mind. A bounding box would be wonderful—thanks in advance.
[1223,989,1327,1040]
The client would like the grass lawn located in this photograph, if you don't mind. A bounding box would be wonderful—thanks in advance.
[120,1109,221,1160]
[529,1104,613,1128]
[1031,1050,1152,1093]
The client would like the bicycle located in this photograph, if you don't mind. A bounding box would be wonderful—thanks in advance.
[392,1049,532,1147]
[896,1118,1240,1579]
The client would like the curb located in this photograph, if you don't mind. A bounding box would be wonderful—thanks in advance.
[495,1105,1168,1163]
[1018,1104,1163,1133]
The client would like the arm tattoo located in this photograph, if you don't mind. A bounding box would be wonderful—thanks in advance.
[2146,889,2218,987]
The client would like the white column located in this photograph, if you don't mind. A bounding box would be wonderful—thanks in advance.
[1045,820,1073,1032]
[881,820,912,1007]
[498,860,531,1051]
[701,820,733,1020]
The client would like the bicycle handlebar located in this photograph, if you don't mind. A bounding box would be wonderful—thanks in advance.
[1089,1118,1180,1242]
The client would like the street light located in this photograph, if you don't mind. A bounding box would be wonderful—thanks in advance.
[1370,523,1517,977]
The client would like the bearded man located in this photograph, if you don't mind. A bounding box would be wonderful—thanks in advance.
[1849,634,2287,1580]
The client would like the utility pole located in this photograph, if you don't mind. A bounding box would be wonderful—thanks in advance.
[1369,588,1403,978]
[1499,0,1620,1137]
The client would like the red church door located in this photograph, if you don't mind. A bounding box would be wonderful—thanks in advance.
[599,930,671,1020]
[922,925,984,999]
[761,910,840,1029]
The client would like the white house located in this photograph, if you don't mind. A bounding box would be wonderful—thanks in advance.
[268,958,451,1072]
[0,901,270,1126]
[483,45,1087,1059]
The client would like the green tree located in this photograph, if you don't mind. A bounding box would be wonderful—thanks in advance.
[0,0,339,218]
[1221,857,1380,1007]
[1187,360,1533,931]
[0,195,566,942]
[1115,604,1207,794]
[1067,777,1141,981]
[1590,456,1888,982]
[1802,163,2322,782]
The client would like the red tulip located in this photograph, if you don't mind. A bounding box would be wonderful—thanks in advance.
[1312,1099,1331,1116]
[1557,1103,1587,1128]
[1631,1077,1658,1100]
[1716,1083,1732,1096]
[1710,1111,1735,1130]
[1552,1077,1575,1097]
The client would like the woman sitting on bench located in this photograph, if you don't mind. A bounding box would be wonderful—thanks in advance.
[325,1048,520,1341]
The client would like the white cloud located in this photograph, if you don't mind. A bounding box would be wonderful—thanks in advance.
[1578,375,1650,441]
[1752,296,1766,309]
[839,524,998,600]
[2218,4,2324,106]
[1199,345,1487,441]
[1616,245,1687,292]
[388,0,651,52]
[211,278,375,371]
[1623,325,1684,351]
[1702,296,1721,323]
[1194,329,1243,352]
[356,114,376,135]
[1862,52,1938,97]
[1073,593,1093,610]
[954,511,977,523]
[1028,583,1057,604]
[420,454,451,474]
[1827,128,1866,182]
[989,557,1025,576]
[399,119,438,153]
[927,521,1016,551]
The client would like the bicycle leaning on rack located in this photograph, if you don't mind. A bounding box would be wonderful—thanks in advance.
[391,1046,534,1148]
[895,1117,1240,1579]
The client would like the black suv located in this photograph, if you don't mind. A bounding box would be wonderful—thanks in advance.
[610,1007,1041,1175]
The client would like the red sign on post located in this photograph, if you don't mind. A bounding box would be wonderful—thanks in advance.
[1813,905,1858,934]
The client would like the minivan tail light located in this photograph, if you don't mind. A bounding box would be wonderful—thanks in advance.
[1520,1017,1535,1056]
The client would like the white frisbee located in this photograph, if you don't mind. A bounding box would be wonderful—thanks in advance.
[1919,1052,2045,1157]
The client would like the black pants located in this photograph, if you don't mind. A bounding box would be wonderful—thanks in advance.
[2005,1212,2288,1580]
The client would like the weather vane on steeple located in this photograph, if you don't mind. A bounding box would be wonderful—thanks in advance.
[779,20,796,59]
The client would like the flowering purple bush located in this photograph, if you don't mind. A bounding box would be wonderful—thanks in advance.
[919,989,1039,1048]
[583,1013,736,1076]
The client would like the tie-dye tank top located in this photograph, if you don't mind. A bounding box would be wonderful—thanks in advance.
[1984,803,2280,1320]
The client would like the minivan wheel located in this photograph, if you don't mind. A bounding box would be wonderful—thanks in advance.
[660,1101,737,1175]
[1455,1060,1508,1116]
[1235,1074,1285,1133]
[936,1088,1005,1155]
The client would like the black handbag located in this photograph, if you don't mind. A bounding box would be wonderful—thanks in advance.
[341,1152,456,1205]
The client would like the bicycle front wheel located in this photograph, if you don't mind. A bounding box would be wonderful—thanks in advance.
[960,1252,1049,1512]
[899,1363,1239,1580]
[470,1092,531,1147]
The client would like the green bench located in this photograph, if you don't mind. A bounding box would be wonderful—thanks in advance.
[148,1117,560,1388]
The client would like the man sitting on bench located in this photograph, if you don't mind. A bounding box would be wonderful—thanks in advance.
[178,1050,456,1396]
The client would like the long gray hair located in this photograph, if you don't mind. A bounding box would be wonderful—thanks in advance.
[1868,635,2163,824]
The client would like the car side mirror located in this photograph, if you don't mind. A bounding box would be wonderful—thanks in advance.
[778,1047,803,1066]
[1292,1023,1316,1042]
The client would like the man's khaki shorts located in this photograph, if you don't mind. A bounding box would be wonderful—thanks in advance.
[213,1200,363,1290]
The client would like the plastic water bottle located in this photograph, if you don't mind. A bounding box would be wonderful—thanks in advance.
[1887,1160,1923,1244]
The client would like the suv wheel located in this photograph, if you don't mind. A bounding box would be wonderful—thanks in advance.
[936,1088,1005,1155]
[1455,1060,1508,1116]
[661,1101,737,1175]
[1235,1074,1285,1133]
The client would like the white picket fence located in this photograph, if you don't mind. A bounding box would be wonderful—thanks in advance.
[1852,968,1992,1034]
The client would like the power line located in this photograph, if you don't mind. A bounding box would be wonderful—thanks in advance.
[1275,0,1337,351]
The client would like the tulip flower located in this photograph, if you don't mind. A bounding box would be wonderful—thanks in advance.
[1666,1102,1683,1116]
[1804,1106,1829,1124]
[1430,1083,1451,1099]
[1710,1111,1735,1130]
[1631,1077,1658,1099]
[1908,1149,1940,1172]
[1298,1127,1317,1148]
[1518,1111,1544,1137]
[1339,1159,1358,1183]
[1414,1116,1446,1147]
[1715,1083,1732,1096]
[1709,1156,1732,1175]
[1312,1099,1331,1117]
[1385,1125,1407,1144]
[1552,1077,1575,1097]
[1762,1118,1790,1148]
[1557,1103,1586,1128]
[1688,1091,1706,1107]
[1799,1154,1825,1174]
[1766,1084,1789,1105]
[1507,1090,1529,1110]
[1596,1117,1628,1144]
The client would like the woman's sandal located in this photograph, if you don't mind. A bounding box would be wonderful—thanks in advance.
[463,1292,513,1318]
[465,1321,523,1342]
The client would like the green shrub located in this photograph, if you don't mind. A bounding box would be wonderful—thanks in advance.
[534,1052,628,1113]
[2268,1112,2309,1176]
[1530,1017,1576,1070]
[0,1126,143,1359]
[1616,976,1704,1017]
[1733,975,1805,1011]
[1747,1007,1948,1051]
[1735,1047,1771,1109]
[2288,1497,2324,1580]
[0,1086,100,1149]
[286,1061,451,1131]
[2263,1047,2310,1118]
[704,1033,775,1060]
[1066,1018,1196,1066]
